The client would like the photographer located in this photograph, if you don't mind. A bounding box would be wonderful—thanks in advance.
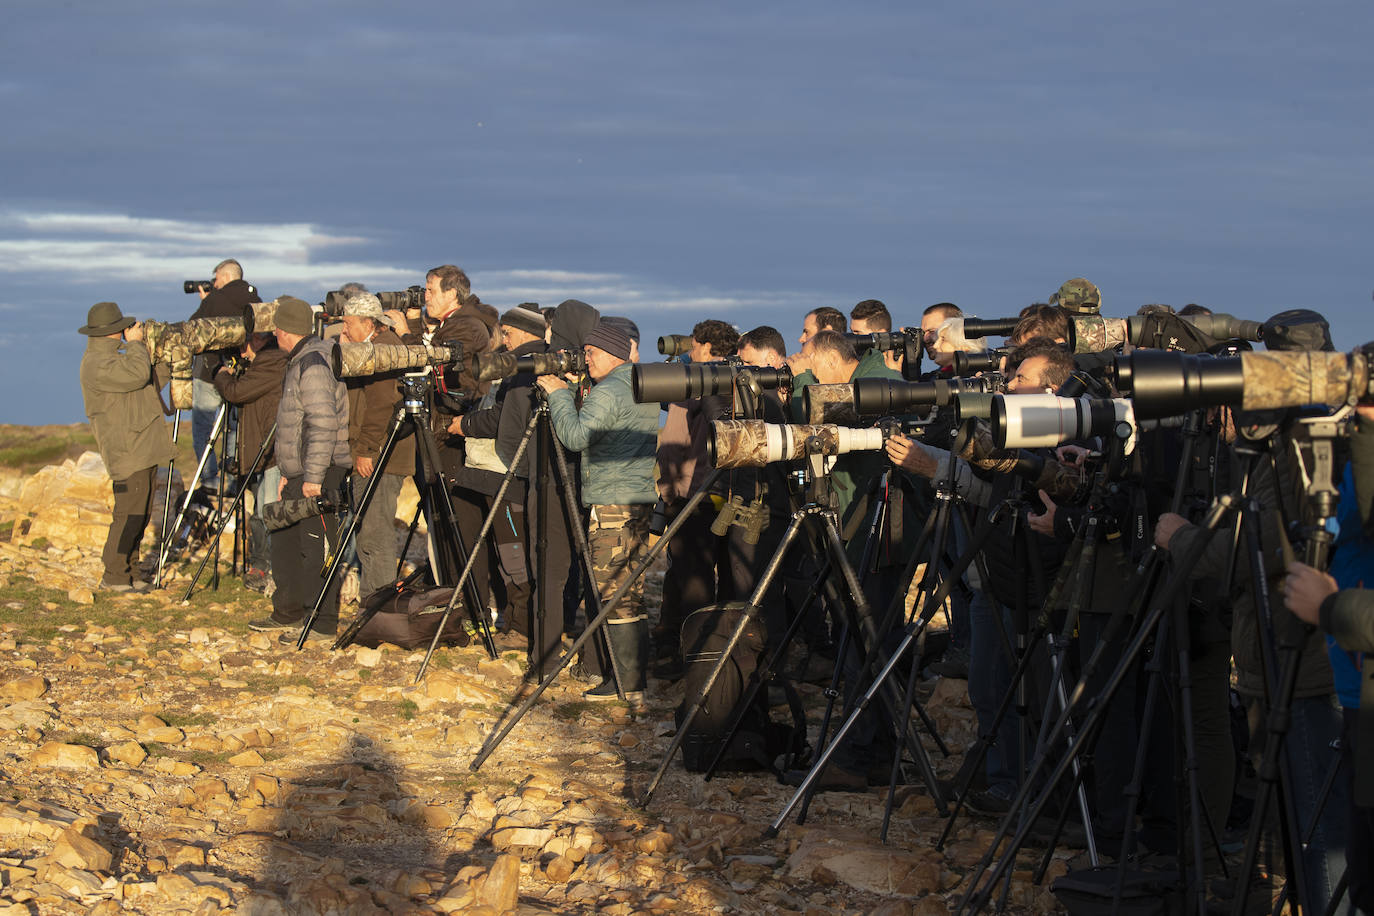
[537,322,658,705]
[850,300,902,373]
[339,294,414,600]
[258,297,352,643]
[736,326,788,372]
[78,302,176,593]
[797,306,846,348]
[1153,311,1348,908]
[213,329,286,593]
[918,302,962,367]
[455,305,562,677]
[189,258,261,487]
[653,319,740,678]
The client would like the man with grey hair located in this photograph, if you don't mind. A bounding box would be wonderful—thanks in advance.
[189,258,260,486]
[339,293,413,598]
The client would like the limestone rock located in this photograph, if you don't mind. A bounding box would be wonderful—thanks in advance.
[32,741,100,770]
[0,675,48,700]
[106,740,148,767]
[787,829,939,895]
[477,853,521,913]
[51,825,114,872]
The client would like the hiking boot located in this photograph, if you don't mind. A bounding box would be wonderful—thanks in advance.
[279,627,333,647]
[101,579,151,594]
[244,568,272,593]
[965,788,1014,818]
[582,679,621,701]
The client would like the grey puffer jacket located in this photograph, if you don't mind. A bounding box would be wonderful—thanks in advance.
[275,336,350,484]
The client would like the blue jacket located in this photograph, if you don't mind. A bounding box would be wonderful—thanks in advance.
[546,363,658,506]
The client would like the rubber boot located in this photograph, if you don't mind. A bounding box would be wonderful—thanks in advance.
[584,615,649,708]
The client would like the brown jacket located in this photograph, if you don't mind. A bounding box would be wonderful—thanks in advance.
[79,337,175,480]
[347,327,415,476]
[403,300,499,442]
[213,342,286,470]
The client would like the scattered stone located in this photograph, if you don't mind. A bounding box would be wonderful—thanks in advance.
[51,825,114,872]
[0,675,48,700]
[106,740,147,767]
[477,853,521,913]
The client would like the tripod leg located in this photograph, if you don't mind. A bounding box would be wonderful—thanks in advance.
[155,402,226,586]
[183,426,275,602]
[469,468,729,773]
[414,412,538,680]
[154,410,181,588]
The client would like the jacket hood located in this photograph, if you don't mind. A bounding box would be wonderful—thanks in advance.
[550,299,600,351]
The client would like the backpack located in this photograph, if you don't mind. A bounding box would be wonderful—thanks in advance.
[674,602,808,774]
[1050,865,1182,916]
[342,584,472,650]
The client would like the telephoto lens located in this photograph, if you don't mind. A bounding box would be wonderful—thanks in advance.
[852,376,989,418]
[991,393,1135,450]
[708,420,885,468]
[658,334,693,357]
[960,317,1020,338]
[953,392,996,423]
[183,280,214,295]
[952,350,1002,375]
[632,362,735,402]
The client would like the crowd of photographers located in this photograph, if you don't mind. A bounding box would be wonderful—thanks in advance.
[78,260,1374,911]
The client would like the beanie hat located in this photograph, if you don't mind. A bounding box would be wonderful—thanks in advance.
[1263,309,1335,352]
[500,304,547,338]
[584,322,632,361]
[275,296,315,335]
[600,315,640,344]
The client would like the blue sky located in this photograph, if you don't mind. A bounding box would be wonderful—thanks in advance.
[3,1,1370,424]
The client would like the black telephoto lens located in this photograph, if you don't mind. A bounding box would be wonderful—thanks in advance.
[952,350,1000,375]
[183,280,214,294]
[633,362,735,403]
[961,317,1020,338]
[1115,350,1244,419]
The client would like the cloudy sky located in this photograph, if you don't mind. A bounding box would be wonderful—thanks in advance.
[4,1,1371,424]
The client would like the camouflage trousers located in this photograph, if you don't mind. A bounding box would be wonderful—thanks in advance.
[588,504,652,622]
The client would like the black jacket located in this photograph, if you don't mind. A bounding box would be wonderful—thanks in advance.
[191,279,261,381]
[460,340,546,480]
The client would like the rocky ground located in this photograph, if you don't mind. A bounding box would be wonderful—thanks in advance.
[0,452,1072,915]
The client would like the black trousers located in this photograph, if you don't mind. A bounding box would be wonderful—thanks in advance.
[102,465,156,586]
[269,467,348,632]
[657,502,725,651]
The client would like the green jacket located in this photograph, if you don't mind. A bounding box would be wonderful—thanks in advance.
[79,337,175,480]
[791,350,902,536]
[546,363,658,506]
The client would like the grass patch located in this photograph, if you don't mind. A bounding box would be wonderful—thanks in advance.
[553,701,597,721]
[52,731,101,748]
[162,711,216,728]
[26,537,50,552]
[397,699,419,721]
[0,575,82,642]
[0,426,98,473]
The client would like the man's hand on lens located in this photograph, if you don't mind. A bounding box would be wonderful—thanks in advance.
[1028,490,1057,535]
[1153,512,1189,550]
[384,310,409,336]
[1283,561,1338,626]
[1056,445,1090,467]
[537,375,569,394]
[302,482,322,499]
[278,476,287,499]
[125,321,145,342]
[885,435,938,478]
[446,417,465,436]
[198,284,211,301]
[355,457,375,478]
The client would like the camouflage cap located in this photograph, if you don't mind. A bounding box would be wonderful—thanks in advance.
[1049,278,1102,315]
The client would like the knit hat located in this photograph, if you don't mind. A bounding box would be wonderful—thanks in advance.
[1263,309,1334,352]
[500,304,547,338]
[584,322,632,361]
[275,296,315,335]
[78,301,136,336]
[600,315,640,345]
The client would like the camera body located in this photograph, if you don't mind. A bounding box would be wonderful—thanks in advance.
[321,286,425,318]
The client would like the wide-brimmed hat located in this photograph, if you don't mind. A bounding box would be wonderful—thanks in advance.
[78,301,137,336]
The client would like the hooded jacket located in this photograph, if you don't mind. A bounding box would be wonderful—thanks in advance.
[275,335,351,485]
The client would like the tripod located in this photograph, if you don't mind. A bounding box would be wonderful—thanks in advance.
[182,424,276,601]
[154,400,233,588]
[296,372,496,655]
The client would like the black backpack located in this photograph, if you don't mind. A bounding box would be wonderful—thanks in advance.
[674,602,808,774]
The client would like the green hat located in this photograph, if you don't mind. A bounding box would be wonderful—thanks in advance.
[1050,278,1101,315]
[78,302,137,336]
[274,296,316,335]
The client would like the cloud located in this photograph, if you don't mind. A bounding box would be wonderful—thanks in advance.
[0,210,817,318]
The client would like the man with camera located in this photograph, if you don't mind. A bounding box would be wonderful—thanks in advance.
[850,300,903,373]
[79,302,176,593]
[453,305,562,676]
[255,297,352,642]
[213,329,286,593]
[653,319,740,678]
[339,293,414,601]
[189,258,261,488]
[537,321,658,705]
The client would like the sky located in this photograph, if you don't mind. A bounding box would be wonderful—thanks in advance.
[3,1,1371,424]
